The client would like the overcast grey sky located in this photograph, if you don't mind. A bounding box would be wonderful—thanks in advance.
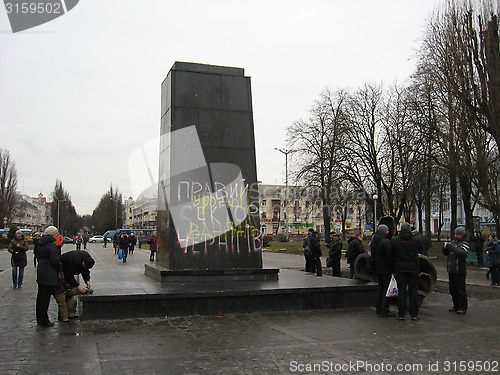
[0,0,437,215]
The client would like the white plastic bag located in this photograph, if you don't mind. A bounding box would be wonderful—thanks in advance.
[386,275,398,298]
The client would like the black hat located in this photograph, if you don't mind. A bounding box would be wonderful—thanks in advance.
[307,228,314,233]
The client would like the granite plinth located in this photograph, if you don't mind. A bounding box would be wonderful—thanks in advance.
[79,268,377,320]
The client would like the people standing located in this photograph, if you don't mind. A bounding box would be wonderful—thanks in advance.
[119,232,129,263]
[149,233,158,262]
[303,228,314,273]
[54,232,64,256]
[35,225,64,327]
[442,227,469,314]
[32,232,40,267]
[138,234,143,249]
[113,229,121,254]
[472,231,485,267]
[411,228,431,256]
[327,231,342,277]
[371,224,395,317]
[83,232,89,250]
[485,233,500,286]
[103,235,108,248]
[8,230,29,289]
[391,223,422,321]
[346,232,365,279]
[310,230,322,276]
[129,232,137,254]
[75,233,83,251]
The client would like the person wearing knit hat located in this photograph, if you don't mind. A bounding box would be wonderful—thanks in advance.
[390,222,422,321]
[44,225,58,236]
[443,227,470,314]
[371,223,395,317]
[35,225,64,327]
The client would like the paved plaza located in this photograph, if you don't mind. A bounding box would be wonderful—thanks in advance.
[1,243,499,374]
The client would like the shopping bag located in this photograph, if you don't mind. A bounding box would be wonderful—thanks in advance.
[118,249,123,260]
[326,256,333,267]
[386,275,398,298]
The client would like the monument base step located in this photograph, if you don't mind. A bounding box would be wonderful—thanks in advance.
[79,269,377,320]
[144,264,279,282]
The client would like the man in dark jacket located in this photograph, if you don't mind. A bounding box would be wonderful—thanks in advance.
[472,231,485,267]
[391,223,422,320]
[328,231,342,277]
[442,227,469,314]
[35,225,64,327]
[60,250,95,318]
[371,224,395,317]
[346,232,365,279]
[310,230,322,276]
[411,228,431,256]
[303,228,315,273]
[60,250,95,292]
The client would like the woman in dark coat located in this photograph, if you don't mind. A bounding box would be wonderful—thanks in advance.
[8,230,29,288]
[35,225,64,327]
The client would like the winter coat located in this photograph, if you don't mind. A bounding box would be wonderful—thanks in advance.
[390,228,421,273]
[371,232,393,275]
[8,237,29,267]
[36,235,63,286]
[129,235,137,250]
[328,239,342,261]
[412,232,431,256]
[442,238,469,275]
[485,239,500,268]
[346,237,365,265]
[119,235,130,250]
[60,250,93,288]
[309,235,322,258]
[150,236,158,252]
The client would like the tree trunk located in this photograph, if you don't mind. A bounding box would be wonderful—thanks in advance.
[450,171,458,234]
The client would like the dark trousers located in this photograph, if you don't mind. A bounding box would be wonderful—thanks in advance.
[36,284,55,325]
[395,272,419,318]
[490,265,500,285]
[150,251,156,262]
[375,273,392,314]
[476,249,484,267]
[313,257,322,276]
[331,259,341,277]
[449,273,468,310]
[348,262,355,279]
[304,255,314,273]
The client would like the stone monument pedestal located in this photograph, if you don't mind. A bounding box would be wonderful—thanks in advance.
[152,62,273,282]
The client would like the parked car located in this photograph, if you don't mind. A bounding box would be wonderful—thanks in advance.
[89,235,105,243]
[63,236,74,244]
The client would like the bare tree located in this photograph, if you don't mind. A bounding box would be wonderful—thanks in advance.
[0,149,18,227]
[287,88,350,237]
[416,0,500,236]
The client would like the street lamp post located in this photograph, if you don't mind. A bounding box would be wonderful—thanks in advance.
[55,198,66,230]
[274,148,293,241]
[373,194,378,229]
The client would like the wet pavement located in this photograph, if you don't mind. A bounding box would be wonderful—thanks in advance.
[1,243,499,374]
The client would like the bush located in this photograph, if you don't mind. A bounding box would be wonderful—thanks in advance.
[277,234,287,242]
[262,235,273,247]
